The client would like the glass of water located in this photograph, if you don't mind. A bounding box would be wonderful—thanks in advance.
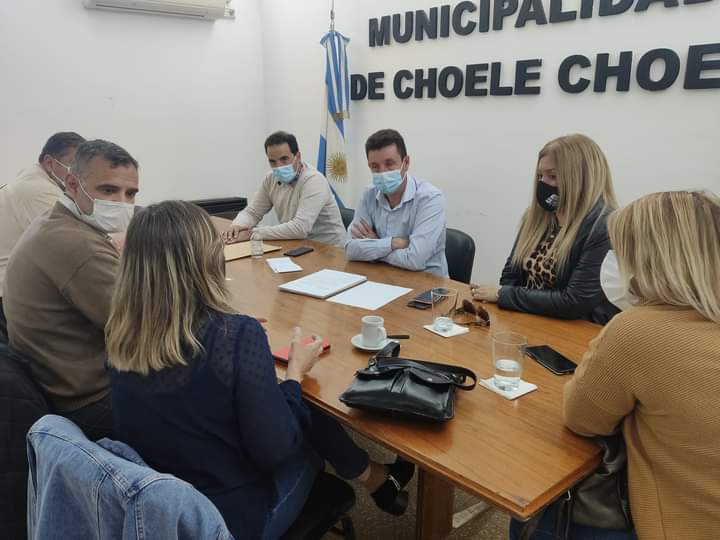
[492,331,527,391]
[250,228,263,258]
[431,288,458,333]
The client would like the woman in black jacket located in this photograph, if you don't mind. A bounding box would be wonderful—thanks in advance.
[471,134,619,325]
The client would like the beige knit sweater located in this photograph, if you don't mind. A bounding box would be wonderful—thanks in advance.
[564,304,720,540]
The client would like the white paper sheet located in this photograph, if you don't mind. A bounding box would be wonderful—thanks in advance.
[423,323,470,338]
[279,269,367,299]
[266,257,302,273]
[479,378,538,400]
[327,281,413,310]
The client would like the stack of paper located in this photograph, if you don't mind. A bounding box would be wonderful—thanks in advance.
[266,257,303,273]
[279,269,367,299]
[327,282,413,310]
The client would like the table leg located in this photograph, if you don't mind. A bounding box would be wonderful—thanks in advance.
[415,468,454,540]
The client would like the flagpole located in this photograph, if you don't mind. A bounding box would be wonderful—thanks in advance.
[319,0,350,209]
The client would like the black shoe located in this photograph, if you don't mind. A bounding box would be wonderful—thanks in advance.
[388,457,415,488]
[370,458,415,516]
[371,474,409,516]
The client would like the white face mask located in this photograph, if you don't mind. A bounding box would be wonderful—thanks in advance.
[73,180,134,233]
[49,158,70,190]
[600,250,639,311]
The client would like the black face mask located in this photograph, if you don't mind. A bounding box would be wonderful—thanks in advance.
[536,181,559,212]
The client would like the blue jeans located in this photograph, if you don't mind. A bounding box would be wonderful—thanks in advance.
[263,407,370,540]
[510,513,637,540]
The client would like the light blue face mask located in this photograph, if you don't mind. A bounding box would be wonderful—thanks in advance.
[272,163,297,184]
[372,169,403,194]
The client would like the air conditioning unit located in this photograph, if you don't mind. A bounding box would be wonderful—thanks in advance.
[82,0,234,20]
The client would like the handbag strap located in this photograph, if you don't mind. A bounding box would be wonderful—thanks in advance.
[371,356,477,390]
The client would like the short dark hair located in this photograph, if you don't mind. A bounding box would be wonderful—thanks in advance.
[71,139,139,178]
[365,129,407,159]
[38,132,86,163]
[264,131,299,154]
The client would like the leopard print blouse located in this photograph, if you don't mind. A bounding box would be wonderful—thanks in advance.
[524,224,560,290]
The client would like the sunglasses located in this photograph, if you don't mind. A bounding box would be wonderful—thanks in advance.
[453,299,491,327]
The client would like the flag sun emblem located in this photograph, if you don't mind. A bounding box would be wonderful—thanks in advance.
[327,152,348,183]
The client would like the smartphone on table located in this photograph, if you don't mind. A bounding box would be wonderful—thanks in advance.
[407,289,436,310]
[526,345,577,375]
[284,246,314,257]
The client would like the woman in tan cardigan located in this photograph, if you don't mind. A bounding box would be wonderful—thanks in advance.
[562,191,720,540]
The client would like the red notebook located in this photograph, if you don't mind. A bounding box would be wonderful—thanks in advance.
[272,336,331,363]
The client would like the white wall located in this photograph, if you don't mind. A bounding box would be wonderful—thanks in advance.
[260,0,720,282]
[0,0,267,204]
[1,1,719,282]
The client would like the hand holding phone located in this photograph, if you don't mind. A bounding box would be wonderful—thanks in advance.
[526,345,577,375]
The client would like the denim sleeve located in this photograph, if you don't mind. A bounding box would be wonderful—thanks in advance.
[344,190,393,261]
[232,318,311,470]
[381,191,446,272]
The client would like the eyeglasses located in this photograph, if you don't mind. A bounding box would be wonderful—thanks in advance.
[453,299,490,327]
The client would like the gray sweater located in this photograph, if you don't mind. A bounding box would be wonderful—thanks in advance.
[232,163,345,246]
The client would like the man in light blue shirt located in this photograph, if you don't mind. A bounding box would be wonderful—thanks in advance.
[345,129,448,277]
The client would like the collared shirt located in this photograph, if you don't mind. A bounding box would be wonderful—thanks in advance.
[345,176,448,277]
[231,162,345,247]
[0,164,63,295]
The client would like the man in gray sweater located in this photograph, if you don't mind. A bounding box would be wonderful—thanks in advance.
[223,131,345,247]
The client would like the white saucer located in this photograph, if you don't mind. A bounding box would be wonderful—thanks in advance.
[351,334,395,352]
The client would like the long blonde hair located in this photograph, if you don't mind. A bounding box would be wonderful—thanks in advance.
[608,191,720,323]
[512,134,618,269]
[106,200,235,374]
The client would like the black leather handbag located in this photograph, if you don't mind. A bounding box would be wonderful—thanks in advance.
[519,434,633,539]
[339,342,477,422]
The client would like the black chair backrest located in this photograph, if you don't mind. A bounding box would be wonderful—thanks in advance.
[0,344,50,540]
[339,208,355,230]
[191,197,248,221]
[445,228,476,284]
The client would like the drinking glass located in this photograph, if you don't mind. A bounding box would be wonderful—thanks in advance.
[431,288,458,333]
[250,228,263,258]
[492,331,527,391]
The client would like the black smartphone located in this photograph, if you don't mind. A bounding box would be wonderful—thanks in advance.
[526,345,577,375]
[284,246,314,257]
[407,289,436,310]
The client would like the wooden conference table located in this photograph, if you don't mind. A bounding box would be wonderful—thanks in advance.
[221,235,602,539]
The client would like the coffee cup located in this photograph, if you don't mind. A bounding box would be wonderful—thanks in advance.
[361,315,387,347]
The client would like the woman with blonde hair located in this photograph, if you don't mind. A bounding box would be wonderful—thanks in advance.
[512,191,720,539]
[106,201,413,540]
[471,134,619,324]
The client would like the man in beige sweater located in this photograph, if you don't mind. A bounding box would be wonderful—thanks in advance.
[0,132,85,342]
[223,131,345,247]
[3,139,139,440]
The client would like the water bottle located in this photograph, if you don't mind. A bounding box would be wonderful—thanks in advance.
[250,228,264,258]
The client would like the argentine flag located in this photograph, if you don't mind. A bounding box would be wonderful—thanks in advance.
[318,30,351,208]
